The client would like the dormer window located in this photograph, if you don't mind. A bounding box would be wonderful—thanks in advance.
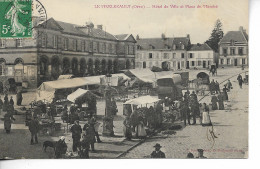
[230,40,235,46]
[149,45,155,49]
[181,44,184,50]
[173,44,176,50]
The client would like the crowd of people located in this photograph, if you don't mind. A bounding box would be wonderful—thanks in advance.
[67,115,101,159]
[0,94,16,133]
[123,102,164,140]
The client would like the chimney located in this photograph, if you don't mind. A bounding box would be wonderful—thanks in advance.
[187,34,190,39]
[136,34,140,40]
[97,25,103,30]
[161,33,166,40]
[239,26,246,33]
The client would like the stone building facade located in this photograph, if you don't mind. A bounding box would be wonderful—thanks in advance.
[218,26,248,67]
[135,34,216,70]
[135,35,191,70]
[187,43,215,69]
[0,18,136,88]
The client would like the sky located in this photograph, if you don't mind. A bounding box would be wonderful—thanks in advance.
[40,0,248,43]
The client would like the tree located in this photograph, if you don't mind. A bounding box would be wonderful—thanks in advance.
[205,19,224,53]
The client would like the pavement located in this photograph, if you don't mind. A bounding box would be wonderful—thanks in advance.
[0,67,248,159]
[121,73,248,159]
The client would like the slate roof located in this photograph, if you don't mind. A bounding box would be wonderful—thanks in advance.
[189,43,212,51]
[39,18,120,41]
[220,31,248,43]
[172,37,191,50]
[137,38,174,50]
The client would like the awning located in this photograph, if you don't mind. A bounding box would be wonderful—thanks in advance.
[124,95,160,105]
[58,74,74,80]
[67,88,95,103]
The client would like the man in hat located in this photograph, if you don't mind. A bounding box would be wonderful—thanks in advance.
[55,136,67,159]
[70,120,82,152]
[196,149,207,158]
[237,74,243,89]
[151,143,166,158]
[9,96,14,106]
[215,81,220,94]
[210,79,216,95]
[16,90,23,106]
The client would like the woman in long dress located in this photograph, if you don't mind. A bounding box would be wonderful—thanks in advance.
[123,116,132,140]
[211,94,218,110]
[136,116,147,139]
[201,103,212,126]
[222,85,229,101]
[218,94,225,110]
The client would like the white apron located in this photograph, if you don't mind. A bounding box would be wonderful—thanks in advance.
[202,112,211,125]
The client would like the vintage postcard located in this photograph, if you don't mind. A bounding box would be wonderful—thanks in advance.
[0,0,248,159]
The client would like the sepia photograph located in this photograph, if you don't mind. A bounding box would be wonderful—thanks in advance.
[0,0,249,160]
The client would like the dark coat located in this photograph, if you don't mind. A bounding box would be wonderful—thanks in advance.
[83,124,96,144]
[4,113,15,131]
[215,82,220,91]
[9,98,14,106]
[55,140,67,158]
[217,94,224,110]
[151,150,166,158]
[28,119,40,134]
[210,81,216,91]
[70,124,82,139]
[211,96,218,110]
[223,88,229,101]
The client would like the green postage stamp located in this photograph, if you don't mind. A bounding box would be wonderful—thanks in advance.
[0,0,32,38]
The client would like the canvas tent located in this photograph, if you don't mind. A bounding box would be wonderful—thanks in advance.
[157,73,182,84]
[37,74,131,102]
[125,69,180,87]
[67,88,95,103]
[124,95,160,105]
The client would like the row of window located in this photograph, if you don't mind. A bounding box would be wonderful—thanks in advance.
[40,34,135,55]
[220,58,246,65]
[0,39,23,48]
[222,47,245,56]
[137,52,212,60]
[137,53,185,60]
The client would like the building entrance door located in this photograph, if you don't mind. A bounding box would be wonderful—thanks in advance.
[203,61,206,68]
[14,64,23,82]
[177,62,180,69]
[186,61,190,69]
[234,59,238,66]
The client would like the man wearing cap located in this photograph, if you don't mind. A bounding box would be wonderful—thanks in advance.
[55,136,67,159]
[70,120,82,152]
[196,149,207,158]
[151,143,166,158]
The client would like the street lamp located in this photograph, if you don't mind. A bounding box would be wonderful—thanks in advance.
[102,73,114,136]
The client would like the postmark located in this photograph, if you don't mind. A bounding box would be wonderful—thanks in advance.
[0,0,32,38]
[31,0,47,38]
